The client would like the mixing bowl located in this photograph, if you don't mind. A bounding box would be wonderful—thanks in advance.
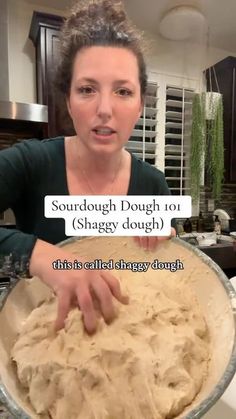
[0,237,236,418]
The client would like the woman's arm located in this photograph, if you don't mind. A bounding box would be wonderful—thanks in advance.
[0,141,129,332]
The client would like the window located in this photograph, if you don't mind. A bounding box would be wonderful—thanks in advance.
[125,77,197,199]
[164,86,194,195]
[126,82,158,166]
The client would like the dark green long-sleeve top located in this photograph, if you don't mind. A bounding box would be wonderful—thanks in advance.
[0,137,172,262]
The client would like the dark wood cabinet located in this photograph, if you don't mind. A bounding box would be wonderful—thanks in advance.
[206,56,236,183]
[29,12,75,137]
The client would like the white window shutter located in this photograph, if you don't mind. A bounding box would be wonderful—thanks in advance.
[126,81,158,166]
[126,75,197,197]
[164,86,194,195]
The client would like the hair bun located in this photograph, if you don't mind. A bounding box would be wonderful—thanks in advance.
[71,0,127,26]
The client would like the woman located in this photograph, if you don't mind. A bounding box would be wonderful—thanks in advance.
[0,0,175,333]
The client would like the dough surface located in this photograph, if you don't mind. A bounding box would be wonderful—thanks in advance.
[12,257,210,419]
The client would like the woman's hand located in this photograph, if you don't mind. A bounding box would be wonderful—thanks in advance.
[133,227,176,250]
[29,239,129,334]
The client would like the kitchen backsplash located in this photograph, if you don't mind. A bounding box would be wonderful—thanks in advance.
[200,184,236,219]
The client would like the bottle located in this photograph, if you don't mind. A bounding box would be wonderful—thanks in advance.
[177,221,184,235]
[214,215,221,235]
[183,218,192,233]
[197,211,205,233]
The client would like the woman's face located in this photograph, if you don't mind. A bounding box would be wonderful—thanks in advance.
[67,46,143,155]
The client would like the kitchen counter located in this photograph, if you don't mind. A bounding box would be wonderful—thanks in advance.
[179,233,236,274]
[0,404,10,418]
[200,240,236,270]
[204,399,236,418]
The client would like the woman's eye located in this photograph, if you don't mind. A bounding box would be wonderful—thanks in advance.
[116,88,133,97]
[77,86,95,95]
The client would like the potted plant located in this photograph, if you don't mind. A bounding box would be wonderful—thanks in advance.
[190,93,206,202]
[190,92,224,202]
[204,91,222,120]
[205,92,224,200]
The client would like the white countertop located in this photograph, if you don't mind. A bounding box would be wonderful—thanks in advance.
[206,276,236,418]
[179,233,235,243]
[204,399,236,418]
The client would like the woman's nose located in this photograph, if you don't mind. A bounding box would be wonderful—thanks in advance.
[96,93,113,119]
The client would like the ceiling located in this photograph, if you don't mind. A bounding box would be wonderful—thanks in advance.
[25,0,236,52]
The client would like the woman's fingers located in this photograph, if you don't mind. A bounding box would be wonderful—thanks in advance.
[141,236,149,249]
[102,272,129,304]
[133,236,148,249]
[76,285,98,334]
[133,236,141,246]
[91,276,116,324]
[171,227,177,237]
[133,229,176,251]
[54,274,126,334]
[155,228,176,242]
[53,263,133,334]
[133,236,155,250]
[146,236,158,250]
[55,290,71,331]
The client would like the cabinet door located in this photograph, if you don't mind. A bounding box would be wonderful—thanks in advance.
[29,12,75,137]
[44,27,75,137]
[230,65,236,182]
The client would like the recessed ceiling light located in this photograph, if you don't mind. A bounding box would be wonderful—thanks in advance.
[159,5,207,41]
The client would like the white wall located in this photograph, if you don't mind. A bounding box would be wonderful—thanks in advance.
[145,31,236,90]
[6,0,236,103]
[7,0,65,103]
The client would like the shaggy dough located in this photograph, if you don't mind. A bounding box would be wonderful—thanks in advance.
[12,268,210,419]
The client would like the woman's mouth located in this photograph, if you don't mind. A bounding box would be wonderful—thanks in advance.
[92,127,116,138]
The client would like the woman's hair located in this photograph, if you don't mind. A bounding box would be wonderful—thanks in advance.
[55,0,147,98]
